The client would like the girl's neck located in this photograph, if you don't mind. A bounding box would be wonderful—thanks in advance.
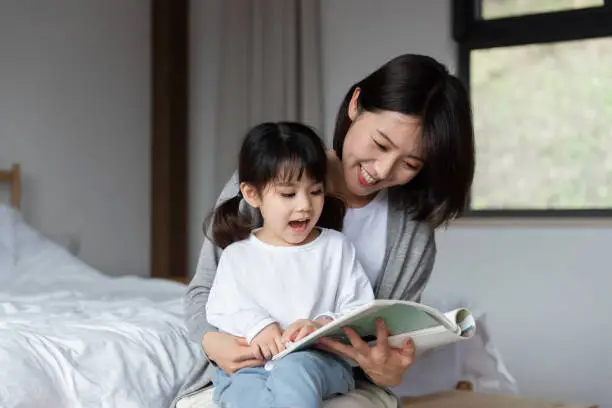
[254,226,320,247]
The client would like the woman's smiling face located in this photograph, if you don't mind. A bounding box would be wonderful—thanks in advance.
[341,89,425,202]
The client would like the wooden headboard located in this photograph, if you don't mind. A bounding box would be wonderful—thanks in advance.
[0,163,21,210]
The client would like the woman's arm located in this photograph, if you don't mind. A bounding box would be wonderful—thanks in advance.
[183,172,265,372]
[184,172,240,343]
[318,228,437,387]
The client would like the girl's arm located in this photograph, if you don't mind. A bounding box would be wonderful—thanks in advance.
[206,248,276,344]
[336,236,376,312]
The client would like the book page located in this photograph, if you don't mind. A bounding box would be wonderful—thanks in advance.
[313,304,442,344]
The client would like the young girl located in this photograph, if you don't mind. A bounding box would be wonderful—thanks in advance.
[204,122,375,408]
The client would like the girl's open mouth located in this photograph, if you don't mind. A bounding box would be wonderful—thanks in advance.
[288,219,309,232]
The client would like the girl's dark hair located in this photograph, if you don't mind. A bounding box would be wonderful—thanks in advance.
[204,122,346,249]
[333,54,475,227]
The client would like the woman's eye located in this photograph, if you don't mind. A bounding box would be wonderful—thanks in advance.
[280,193,295,198]
[404,162,418,170]
[374,140,387,151]
[311,189,323,196]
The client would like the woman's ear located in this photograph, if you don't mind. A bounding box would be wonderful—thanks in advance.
[348,87,361,121]
[240,182,261,208]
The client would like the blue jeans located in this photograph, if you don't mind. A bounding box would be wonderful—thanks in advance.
[212,350,355,408]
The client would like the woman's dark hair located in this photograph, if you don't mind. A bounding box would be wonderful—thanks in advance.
[204,122,346,249]
[333,54,475,227]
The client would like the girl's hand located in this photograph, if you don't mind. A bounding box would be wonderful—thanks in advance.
[317,318,415,387]
[281,317,331,344]
[251,323,285,360]
[201,331,265,375]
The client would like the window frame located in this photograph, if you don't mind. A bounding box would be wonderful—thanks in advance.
[453,0,612,218]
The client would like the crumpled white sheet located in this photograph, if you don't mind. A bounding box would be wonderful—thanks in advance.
[0,205,201,408]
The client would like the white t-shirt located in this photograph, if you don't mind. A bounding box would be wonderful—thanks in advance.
[206,228,375,343]
[342,190,389,286]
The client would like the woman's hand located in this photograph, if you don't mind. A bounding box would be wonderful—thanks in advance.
[201,331,265,375]
[317,318,415,387]
[251,323,285,360]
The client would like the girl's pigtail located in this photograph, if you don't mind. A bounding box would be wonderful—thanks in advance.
[203,195,253,249]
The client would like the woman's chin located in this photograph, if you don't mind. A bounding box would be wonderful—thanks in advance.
[345,182,380,205]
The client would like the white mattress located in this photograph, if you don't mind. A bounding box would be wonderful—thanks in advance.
[0,205,201,408]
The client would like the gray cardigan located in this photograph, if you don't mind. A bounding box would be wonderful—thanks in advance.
[171,173,436,408]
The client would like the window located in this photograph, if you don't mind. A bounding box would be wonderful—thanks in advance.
[480,0,604,20]
[453,0,612,216]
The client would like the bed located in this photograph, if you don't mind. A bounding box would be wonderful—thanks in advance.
[0,164,201,408]
[0,164,517,408]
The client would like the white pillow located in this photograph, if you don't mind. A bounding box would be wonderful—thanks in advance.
[391,292,518,397]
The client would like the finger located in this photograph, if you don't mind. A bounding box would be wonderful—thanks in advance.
[400,337,415,357]
[314,342,334,353]
[375,318,390,344]
[235,337,250,347]
[234,357,265,371]
[275,336,286,352]
[372,319,390,357]
[343,327,371,355]
[317,337,358,361]
[396,348,414,368]
[294,326,312,342]
[282,326,298,343]
[269,340,280,357]
[233,344,263,362]
[262,344,273,360]
[252,344,265,361]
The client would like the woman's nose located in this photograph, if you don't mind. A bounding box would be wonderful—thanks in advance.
[374,157,395,180]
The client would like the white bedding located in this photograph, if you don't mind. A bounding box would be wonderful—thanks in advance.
[0,205,201,408]
[0,204,518,408]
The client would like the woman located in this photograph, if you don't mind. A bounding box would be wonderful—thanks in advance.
[173,53,475,408]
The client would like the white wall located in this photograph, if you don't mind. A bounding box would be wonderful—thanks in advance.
[188,0,224,273]
[188,2,610,405]
[321,0,456,144]
[321,1,611,407]
[0,1,150,276]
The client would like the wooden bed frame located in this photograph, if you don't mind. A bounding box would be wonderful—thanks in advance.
[0,163,21,210]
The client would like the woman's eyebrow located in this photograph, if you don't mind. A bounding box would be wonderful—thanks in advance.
[376,129,423,162]
[376,129,398,148]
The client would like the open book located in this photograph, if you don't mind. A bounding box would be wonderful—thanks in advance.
[270,299,476,365]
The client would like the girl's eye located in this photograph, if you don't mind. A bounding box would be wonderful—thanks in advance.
[404,162,418,170]
[311,189,323,196]
[280,193,295,198]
